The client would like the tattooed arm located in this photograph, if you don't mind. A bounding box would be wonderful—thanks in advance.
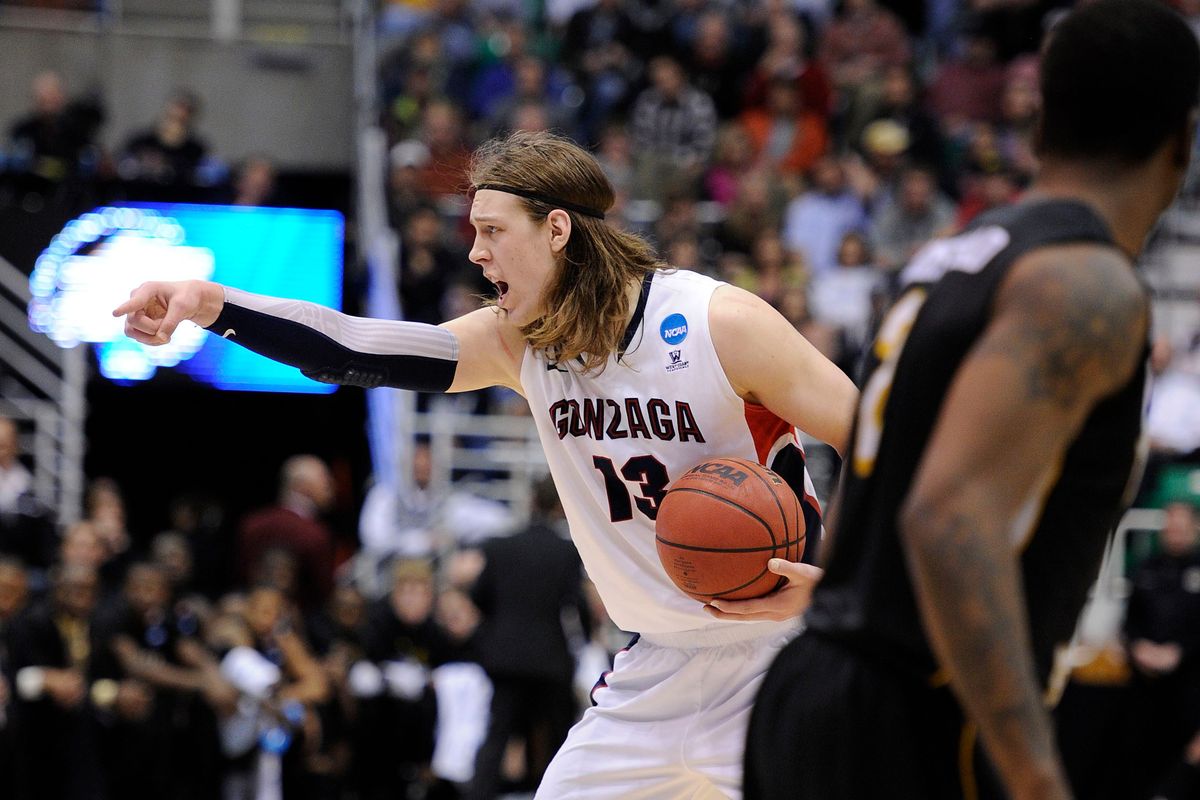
[898,244,1147,800]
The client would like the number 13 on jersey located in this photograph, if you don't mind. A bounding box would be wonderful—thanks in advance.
[593,455,670,522]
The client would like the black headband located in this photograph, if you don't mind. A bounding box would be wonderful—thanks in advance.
[473,183,606,220]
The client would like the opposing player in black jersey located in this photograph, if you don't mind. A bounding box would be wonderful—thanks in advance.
[742,2,1200,799]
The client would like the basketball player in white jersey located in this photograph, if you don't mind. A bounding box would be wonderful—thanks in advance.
[113,130,858,799]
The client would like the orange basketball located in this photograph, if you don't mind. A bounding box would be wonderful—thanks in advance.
[655,457,805,602]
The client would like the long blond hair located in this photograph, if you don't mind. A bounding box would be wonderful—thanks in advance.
[468,131,665,372]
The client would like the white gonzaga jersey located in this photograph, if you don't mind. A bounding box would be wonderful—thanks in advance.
[520,269,823,633]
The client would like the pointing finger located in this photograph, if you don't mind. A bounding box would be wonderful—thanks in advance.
[113,285,153,318]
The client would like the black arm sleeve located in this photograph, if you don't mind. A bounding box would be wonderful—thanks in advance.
[204,287,459,392]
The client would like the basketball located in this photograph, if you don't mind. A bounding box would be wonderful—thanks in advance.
[655,457,805,602]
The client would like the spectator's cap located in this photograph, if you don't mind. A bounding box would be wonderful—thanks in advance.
[391,140,431,169]
[862,119,911,157]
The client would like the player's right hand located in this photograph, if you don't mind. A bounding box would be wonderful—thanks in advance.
[112,280,224,346]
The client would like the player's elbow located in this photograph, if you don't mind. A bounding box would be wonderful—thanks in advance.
[897,490,953,555]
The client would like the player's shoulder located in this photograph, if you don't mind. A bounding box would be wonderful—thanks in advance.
[1003,242,1145,320]
[998,242,1148,393]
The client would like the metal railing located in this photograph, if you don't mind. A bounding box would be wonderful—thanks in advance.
[0,255,86,525]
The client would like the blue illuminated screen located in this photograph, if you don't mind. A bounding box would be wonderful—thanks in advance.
[31,202,345,394]
[165,204,344,393]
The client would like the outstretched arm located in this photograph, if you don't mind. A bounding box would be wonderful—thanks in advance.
[900,245,1147,800]
[113,280,524,393]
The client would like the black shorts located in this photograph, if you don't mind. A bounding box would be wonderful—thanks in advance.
[744,631,1006,800]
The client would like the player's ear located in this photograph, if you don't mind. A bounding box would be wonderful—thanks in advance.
[546,209,572,254]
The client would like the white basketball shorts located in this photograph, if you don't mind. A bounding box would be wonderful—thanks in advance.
[536,618,801,800]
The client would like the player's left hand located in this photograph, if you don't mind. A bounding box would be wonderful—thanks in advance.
[702,559,823,622]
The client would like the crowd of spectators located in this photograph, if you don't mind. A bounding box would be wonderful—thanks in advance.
[1,68,288,260]
[375,0,1074,377]
[0,419,619,800]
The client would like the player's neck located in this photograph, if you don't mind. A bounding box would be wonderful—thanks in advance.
[1028,163,1171,260]
[622,275,644,325]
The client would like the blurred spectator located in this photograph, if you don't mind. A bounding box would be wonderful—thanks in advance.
[381,30,445,141]
[704,123,755,207]
[6,564,105,800]
[856,118,911,205]
[305,583,366,795]
[0,417,55,571]
[857,65,944,179]
[808,231,886,355]
[717,250,757,294]
[743,10,833,121]
[507,100,553,134]
[776,284,844,368]
[7,70,103,181]
[227,155,279,207]
[665,233,703,272]
[868,164,956,269]
[149,532,195,598]
[92,562,228,800]
[469,19,534,122]
[467,476,589,800]
[1147,334,1200,466]
[429,586,488,793]
[487,56,576,136]
[653,185,704,254]
[84,478,135,593]
[471,16,574,134]
[927,25,1007,137]
[158,493,233,602]
[819,0,911,122]
[422,0,481,103]
[560,0,641,144]
[748,229,806,308]
[0,558,29,633]
[222,585,330,800]
[782,155,868,275]
[413,99,473,203]
[1123,501,1200,800]
[955,166,1019,226]
[0,558,29,787]
[676,9,754,120]
[738,78,829,179]
[356,559,448,800]
[630,55,717,203]
[307,585,366,664]
[398,205,462,325]
[239,456,337,610]
[358,441,438,565]
[716,168,788,257]
[59,521,106,574]
[388,138,433,228]
[995,56,1041,184]
[119,89,208,185]
[595,121,636,205]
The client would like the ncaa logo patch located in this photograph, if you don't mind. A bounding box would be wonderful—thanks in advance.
[660,313,688,345]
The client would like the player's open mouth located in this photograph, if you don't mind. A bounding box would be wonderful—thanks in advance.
[495,281,509,302]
